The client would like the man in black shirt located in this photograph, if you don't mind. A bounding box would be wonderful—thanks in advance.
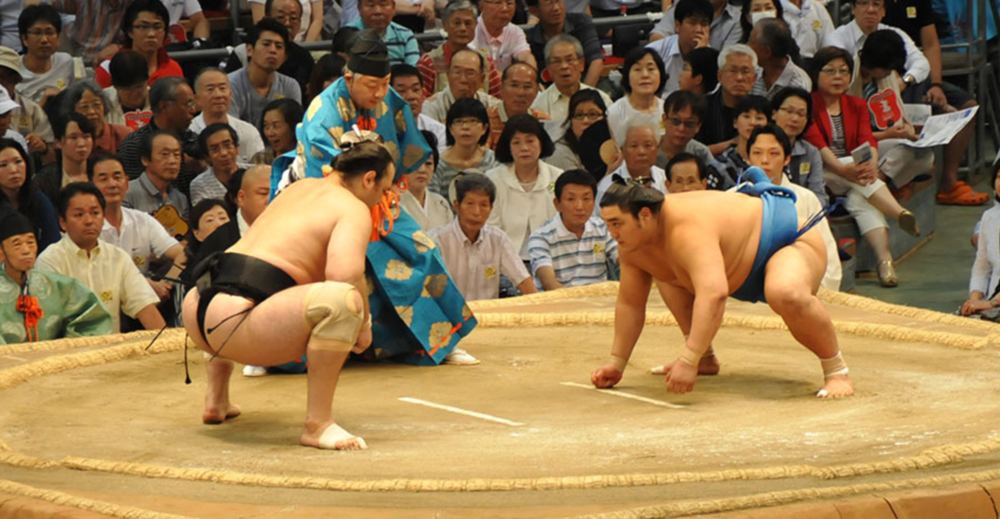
[525,0,604,86]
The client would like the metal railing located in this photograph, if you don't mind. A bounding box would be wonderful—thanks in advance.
[168,11,662,63]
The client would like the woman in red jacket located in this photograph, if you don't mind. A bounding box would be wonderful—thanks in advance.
[803,47,918,288]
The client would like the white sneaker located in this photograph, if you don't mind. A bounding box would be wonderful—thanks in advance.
[243,365,268,377]
[443,348,480,365]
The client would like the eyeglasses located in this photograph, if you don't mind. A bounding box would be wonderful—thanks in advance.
[820,67,851,77]
[452,117,484,127]
[26,29,58,38]
[668,117,699,129]
[548,56,579,68]
[274,14,301,23]
[208,141,236,154]
[132,23,166,33]
[778,106,808,119]
[572,112,604,121]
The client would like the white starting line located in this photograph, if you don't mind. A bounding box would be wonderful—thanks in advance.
[398,397,524,427]
[560,382,687,409]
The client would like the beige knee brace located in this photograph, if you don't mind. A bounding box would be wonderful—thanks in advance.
[304,282,365,352]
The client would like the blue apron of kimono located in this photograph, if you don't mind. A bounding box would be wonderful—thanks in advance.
[271,78,476,368]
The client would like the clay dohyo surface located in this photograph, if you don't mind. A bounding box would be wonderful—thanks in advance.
[2,290,1000,518]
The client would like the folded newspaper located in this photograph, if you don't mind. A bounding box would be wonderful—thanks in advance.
[901,106,979,149]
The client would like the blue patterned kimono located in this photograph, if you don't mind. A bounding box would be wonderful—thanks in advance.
[272,78,476,366]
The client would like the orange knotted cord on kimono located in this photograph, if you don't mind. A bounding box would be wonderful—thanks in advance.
[16,294,43,342]
[369,177,408,241]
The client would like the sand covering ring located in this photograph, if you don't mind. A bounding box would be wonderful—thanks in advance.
[2,282,1000,518]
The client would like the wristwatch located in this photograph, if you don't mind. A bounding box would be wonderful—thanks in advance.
[903,74,916,85]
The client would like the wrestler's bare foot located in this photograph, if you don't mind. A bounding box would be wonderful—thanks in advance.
[203,357,241,424]
[698,354,721,376]
[301,420,367,450]
[816,375,854,398]
[202,401,242,424]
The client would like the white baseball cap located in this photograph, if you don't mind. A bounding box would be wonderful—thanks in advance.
[0,85,20,115]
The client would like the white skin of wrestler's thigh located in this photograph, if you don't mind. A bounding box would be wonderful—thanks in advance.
[181,179,373,448]
[762,227,853,398]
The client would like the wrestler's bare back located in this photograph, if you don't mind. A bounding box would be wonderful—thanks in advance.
[624,191,767,293]
[227,177,372,284]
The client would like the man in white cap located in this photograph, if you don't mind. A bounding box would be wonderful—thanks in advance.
[0,45,53,162]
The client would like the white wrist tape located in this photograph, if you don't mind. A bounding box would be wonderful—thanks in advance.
[678,347,701,367]
[610,355,628,372]
[820,352,849,377]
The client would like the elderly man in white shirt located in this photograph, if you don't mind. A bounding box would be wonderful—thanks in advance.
[822,0,929,89]
[423,49,501,123]
[531,35,612,126]
[35,182,164,333]
[470,0,536,72]
[595,120,668,216]
[190,68,264,165]
[428,174,537,301]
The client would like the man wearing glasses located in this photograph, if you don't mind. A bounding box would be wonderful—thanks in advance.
[15,4,83,106]
[531,35,612,126]
[471,0,537,72]
[524,0,603,86]
[93,0,184,91]
[695,44,758,156]
[656,90,728,189]
[24,0,133,67]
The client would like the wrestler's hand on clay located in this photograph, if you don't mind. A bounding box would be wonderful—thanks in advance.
[664,359,697,394]
[591,365,623,388]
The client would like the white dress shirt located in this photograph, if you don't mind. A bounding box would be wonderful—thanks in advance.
[531,83,613,125]
[470,16,531,72]
[100,207,180,276]
[428,219,531,301]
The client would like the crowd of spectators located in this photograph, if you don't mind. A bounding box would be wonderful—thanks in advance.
[0,0,996,345]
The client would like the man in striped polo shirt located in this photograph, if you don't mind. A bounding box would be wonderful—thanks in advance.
[348,0,419,66]
[527,169,618,291]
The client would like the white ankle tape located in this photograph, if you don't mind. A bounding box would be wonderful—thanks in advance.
[820,352,849,377]
[610,355,628,372]
[679,347,701,367]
